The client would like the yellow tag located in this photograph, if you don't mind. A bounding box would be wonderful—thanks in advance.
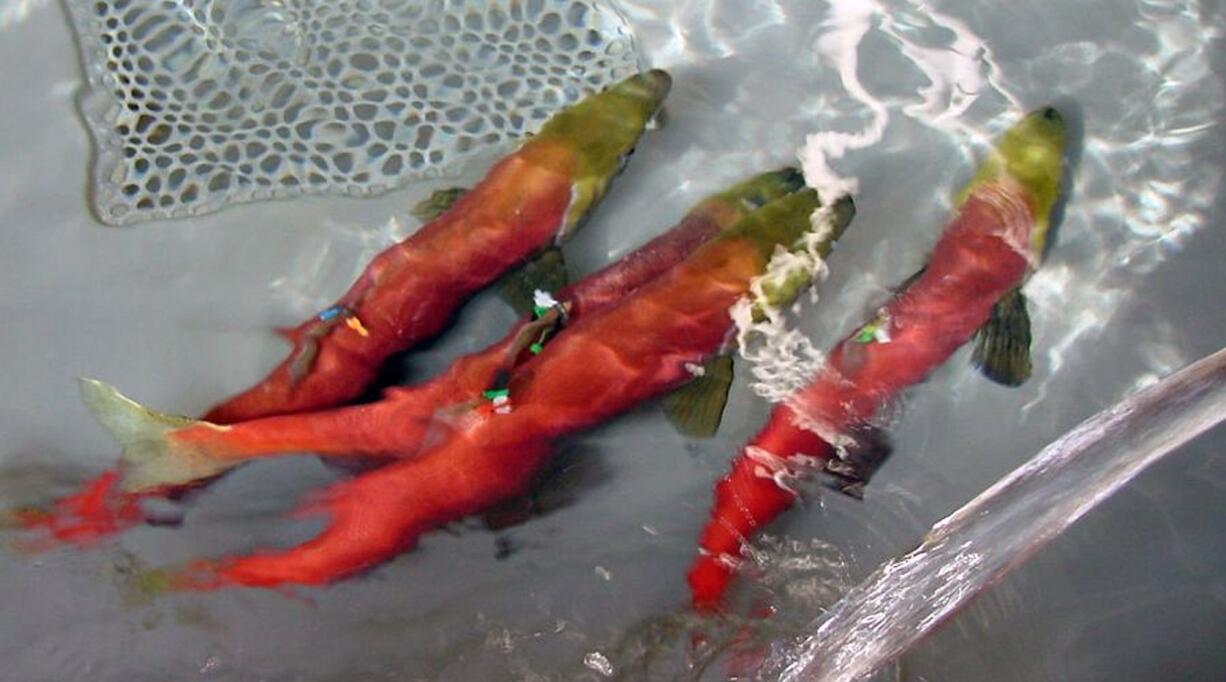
[346,316,370,337]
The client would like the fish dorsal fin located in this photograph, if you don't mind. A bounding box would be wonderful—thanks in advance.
[971,287,1033,387]
[410,187,468,223]
[483,305,568,394]
[498,247,568,316]
[663,354,735,438]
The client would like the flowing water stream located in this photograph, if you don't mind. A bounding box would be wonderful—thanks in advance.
[765,347,1226,681]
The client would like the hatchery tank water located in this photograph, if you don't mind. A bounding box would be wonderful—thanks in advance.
[1,0,1224,680]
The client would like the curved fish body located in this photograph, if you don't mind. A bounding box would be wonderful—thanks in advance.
[687,108,1067,610]
[134,189,855,590]
[10,169,802,545]
[10,72,670,546]
[205,70,672,424]
[76,169,806,495]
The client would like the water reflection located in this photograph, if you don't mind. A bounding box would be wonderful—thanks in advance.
[0,0,48,30]
[603,0,1224,677]
[267,212,413,315]
[1,0,1223,679]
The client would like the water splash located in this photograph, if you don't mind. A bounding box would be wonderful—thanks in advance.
[732,212,836,405]
[762,346,1226,681]
[732,0,1223,413]
[736,0,1030,403]
[730,0,888,404]
[584,535,853,681]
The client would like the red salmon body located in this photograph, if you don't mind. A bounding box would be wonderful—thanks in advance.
[202,68,675,422]
[689,183,1036,609]
[16,167,791,548]
[167,194,748,463]
[160,188,852,589]
[360,199,737,439]
[196,235,772,588]
[205,143,578,424]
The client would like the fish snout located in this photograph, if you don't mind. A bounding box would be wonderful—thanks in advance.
[641,69,673,97]
[625,68,673,105]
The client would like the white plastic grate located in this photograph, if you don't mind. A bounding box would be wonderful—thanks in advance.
[67,0,641,224]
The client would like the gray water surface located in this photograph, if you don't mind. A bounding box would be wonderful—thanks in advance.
[1,1,1224,680]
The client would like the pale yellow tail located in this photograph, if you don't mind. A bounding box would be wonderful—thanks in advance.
[77,378,235,493]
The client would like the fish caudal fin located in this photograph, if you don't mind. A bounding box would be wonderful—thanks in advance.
[77,378,235,493]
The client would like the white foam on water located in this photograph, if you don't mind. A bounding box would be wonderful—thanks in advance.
[730,218,835,405]
[735,0,1021,408]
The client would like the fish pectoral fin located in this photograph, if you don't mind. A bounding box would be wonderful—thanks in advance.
[971,287,1033,387]
[497,247,569,316]
[663,354,735,438]
[821,425,893,500]
[410,186,468,223]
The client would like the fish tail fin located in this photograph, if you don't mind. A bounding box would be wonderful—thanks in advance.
[77,378,236,493]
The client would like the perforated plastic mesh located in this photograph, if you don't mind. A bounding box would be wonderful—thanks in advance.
[67,0,641,225]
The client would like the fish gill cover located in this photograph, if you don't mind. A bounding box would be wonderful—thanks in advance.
[67,0,641,225]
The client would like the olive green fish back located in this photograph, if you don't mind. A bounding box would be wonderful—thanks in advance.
[534,70,672,234]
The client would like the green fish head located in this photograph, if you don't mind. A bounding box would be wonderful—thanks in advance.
[710,167,807,218]
[961,107,1067,257]
[727,188,855,260]
[725,188,856,314]
[534,69,672,238]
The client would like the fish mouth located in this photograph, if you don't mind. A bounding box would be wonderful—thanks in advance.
[625,68,673,105]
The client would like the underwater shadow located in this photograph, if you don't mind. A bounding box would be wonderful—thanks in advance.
[482,441,615,536]
[1042,97,1086,261]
